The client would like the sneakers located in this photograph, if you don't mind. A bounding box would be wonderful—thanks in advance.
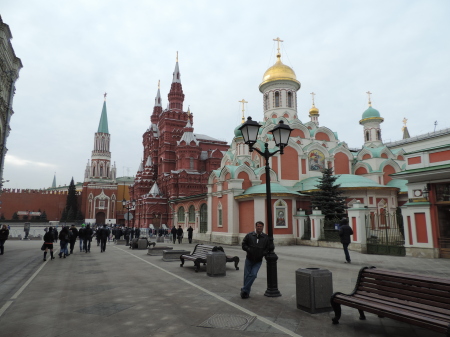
[345,261,351,264]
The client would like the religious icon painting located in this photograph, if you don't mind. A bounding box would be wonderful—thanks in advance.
[275,200,286,227]
[309,150,325,171]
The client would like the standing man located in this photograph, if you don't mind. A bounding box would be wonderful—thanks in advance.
[170,226,177,244]
[130,227,135,241]
[99,224,110,252]
[124,227,130,246]
[187,226,193,244]
[339,217,353,263]
[240,221,269,299]
[176,225,184,244]
[135,227,141,239]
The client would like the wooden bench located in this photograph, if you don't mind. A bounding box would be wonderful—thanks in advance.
[180,244,240,272]
[330,266,450,336]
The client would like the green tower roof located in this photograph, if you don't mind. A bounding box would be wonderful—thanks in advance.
[97,101,109,133]
[361,106,381,119]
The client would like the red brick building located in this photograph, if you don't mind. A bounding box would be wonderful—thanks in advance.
[130,57,228,230]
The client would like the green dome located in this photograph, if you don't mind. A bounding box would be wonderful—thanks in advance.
[234,125,243,137]
[362,106,381,120]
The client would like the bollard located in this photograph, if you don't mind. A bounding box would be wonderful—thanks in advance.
[206,250,226,277]
[296,268,333,314]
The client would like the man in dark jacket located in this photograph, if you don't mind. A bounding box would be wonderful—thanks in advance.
[240,221,269,299]
[170,226,177,244]
[78,224,86,252]
[53,227,58,243]
[187,226,193,244]
[83,224,93,253]
[69,224,79,254]
[0,224,10,255]
[339,217,353,263]
[176,226,183,244]
[124,227,131,246]
[99,224,110,252]
[135,227,141,239]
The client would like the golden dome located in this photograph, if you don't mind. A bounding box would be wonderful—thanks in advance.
[260,53,300,87]
[309,104,319,115]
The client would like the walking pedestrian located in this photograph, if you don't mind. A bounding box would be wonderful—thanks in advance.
[114,226,122,243]
[187,226,193,244]
[69,224,78,254]
[177,225,183,244]
[58,227,70,258]
[124,227,130,246]
[240,221,269,299]
[79,224,86,252]
[53,227,58,243]
[0,224,10,255]
[171,226,177,244]
[135,227,141,239]
[130,227,135,240]
[42,226,55,261]
[99,224,110,252]
[83,224,93,253]
[339,217,353,263]
[95,226,101,246]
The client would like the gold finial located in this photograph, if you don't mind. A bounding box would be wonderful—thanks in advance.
[273,37,284,55]
[187,106,191,116]
[238,99,248,123]
[176,51,178,62]
[310,92,316,106]
[402,117,408,132]
[158,80,160,89]
[366,91,372,106]
[104,92,107,101]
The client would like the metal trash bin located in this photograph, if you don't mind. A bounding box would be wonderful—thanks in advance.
[206,250,226,277]
[296,268,333,314]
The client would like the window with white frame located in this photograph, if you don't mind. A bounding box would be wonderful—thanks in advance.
[99,200,105,209]
[274,199,288,228]
[178,206,185,222]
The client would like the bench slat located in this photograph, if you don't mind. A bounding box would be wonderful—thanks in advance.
[366,269,450,286]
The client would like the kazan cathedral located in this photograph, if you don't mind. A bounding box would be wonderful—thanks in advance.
[186,42,450,259]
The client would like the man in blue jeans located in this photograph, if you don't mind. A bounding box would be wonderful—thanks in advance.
[241,221,269,299]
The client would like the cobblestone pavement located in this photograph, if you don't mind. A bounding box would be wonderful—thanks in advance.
[0,239,448,337]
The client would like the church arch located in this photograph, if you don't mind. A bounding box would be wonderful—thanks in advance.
[274,199,288,228]
[188,205,195,222]
[281,146,299,180]
[287,92,293,108]
[275,91,280,107]
[334,152,351,174]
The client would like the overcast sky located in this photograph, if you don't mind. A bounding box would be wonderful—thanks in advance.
[2,0,449,189]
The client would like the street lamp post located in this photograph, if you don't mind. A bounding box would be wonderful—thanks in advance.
[239,117,293,297]
[122,199,136,228]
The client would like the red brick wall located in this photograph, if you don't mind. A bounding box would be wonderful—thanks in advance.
[281,147,299,180]
[239,200,254,234]
[334,152,350,174]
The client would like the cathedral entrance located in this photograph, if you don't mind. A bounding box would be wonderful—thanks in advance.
[437,205,450,258]
[96,212,106,225]
[199,204,207,233]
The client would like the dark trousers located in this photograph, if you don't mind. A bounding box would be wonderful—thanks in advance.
[342,243,351,262]
[0,239,5,254]
[69,240,76,253]
[125,236,130,246]
[101,238,107,252]
[188,236,192,244]
[172,234,176,244]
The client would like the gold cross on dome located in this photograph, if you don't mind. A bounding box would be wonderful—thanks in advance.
[238,99,248,123]
[366,91,372,106]
[310,92,316,106]
[104,92,107,101]
[273,37,284,54]
[402,117,408,131]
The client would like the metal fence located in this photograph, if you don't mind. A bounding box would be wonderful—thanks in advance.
[365,212,405,256]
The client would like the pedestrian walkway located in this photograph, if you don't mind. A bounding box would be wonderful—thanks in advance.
[0,239,448,336]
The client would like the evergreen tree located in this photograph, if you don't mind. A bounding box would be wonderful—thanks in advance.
[12,212,18,220]
[40,211,47,221]
[66,207,75,222]
[310,168,347,221]
[65,178,78,216]
[76,210,84,221]
[60,208,68,222]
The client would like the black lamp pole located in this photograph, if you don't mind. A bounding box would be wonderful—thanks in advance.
[239,117,293,297]
[122,199,136,228]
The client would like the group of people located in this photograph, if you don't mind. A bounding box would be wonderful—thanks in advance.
[170,225,194,244]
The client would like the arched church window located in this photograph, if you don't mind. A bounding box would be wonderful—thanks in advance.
[377,130,381,140]
[275,92,280,107]
[100,165,103,177]
[365,131,370,142]
[274,199,288,228]
[200,203,207,233]
[287,92,292,107]
[178,206,185,222]
[265,94,269,110]
[190,158,194,170]
[188,205,195,222]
